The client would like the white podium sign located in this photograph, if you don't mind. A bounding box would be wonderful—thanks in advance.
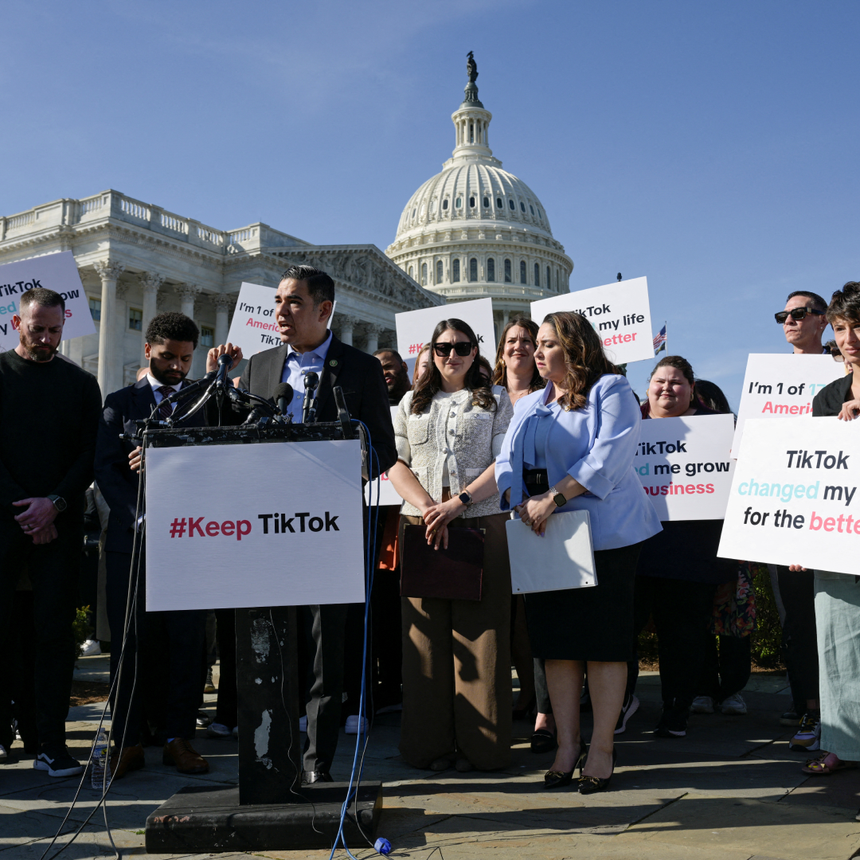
[635,414,736,521]
[145,440,365,610]
[0,252,95,351]
[530,277,654,365]
[732,353,844,455]
[718,418,860,576]
[395,298,495,378]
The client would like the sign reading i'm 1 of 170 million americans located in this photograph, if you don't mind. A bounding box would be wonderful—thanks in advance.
[718,418,860,576]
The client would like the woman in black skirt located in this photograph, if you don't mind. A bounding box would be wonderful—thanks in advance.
[496,312,661,793]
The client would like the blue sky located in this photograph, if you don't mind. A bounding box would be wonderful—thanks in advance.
[2,0,858,406]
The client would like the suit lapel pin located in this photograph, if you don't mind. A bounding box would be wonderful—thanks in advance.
[329,359,338,368]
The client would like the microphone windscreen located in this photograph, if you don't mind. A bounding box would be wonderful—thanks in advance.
[303,371,319,390]
[273,382,293,403]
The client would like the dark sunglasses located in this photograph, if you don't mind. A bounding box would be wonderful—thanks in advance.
[433,341,474,357]
[775,307,824,324]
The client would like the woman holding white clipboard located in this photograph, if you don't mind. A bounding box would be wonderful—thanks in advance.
[496,311,661,793]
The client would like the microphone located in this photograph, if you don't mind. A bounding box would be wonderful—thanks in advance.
[161,370,216,405]
[273,382,294,418]
[333,385,354,439]
[215,352,232,387]
[302,371,319,424]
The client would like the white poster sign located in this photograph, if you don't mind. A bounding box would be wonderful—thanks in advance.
[635,414,735,520]
[364,405,403,506]
[530,276,654,365]
[226,281,336,359]
[732,354,844,455]
[395,298,496,378]
[718,418,860,576]
[0,252,95,351]
[145,440,365,610]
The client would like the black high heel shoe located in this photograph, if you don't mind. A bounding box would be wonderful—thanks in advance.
[543,741,588,789]
[578,748,616,794]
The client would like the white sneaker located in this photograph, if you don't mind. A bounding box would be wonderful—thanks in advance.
[298,716,307,732]
[207,722,232,739]
[344,715,368,735]
[80,639,102,657]
[720,693,747,715]
[33,747,85,777]
[691,696,715,714]
[0,744,7,762]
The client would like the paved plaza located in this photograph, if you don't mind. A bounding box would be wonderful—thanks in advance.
[1,655,858,860]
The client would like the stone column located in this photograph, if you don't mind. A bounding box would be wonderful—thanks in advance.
[339,314,357,347]
[94,260,125,395]
[364,323,383,355]
[138,272,164,364]
[115,283,129,384]
[214,295,233,346]
[176,283,201,321]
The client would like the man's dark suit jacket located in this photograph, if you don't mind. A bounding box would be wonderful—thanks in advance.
[95,378,210,554]
[238,333,397,476]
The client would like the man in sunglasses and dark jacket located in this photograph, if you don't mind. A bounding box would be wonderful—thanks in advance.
[776,291,829,355]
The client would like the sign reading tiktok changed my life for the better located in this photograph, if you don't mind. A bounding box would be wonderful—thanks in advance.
[718,418,860,576]
[530,276,654,365]
[732,353,844,454]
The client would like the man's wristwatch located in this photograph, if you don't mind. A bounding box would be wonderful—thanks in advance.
[548,486,566,507]
[458,489,473,507]
[48,494,67,513]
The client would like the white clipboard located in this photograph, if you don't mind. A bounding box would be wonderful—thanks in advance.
[505,510,597,594]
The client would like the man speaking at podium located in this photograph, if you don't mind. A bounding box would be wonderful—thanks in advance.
[239,265,396,784]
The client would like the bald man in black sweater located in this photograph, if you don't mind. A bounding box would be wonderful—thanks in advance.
[0,288,101,775]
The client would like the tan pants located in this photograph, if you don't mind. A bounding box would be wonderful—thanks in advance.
[399,511,512,770]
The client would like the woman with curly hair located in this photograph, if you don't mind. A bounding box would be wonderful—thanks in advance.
[388,319,514,772]
[496,312,661,793]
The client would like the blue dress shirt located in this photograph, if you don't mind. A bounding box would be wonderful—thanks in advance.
[496,374,662,551]
[280,331,333,418]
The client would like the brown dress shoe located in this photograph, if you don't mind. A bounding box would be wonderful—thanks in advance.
[162,738,209,774]
[110,744,145,780]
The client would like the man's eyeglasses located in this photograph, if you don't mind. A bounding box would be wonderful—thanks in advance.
[775,307,825,324]
[433,342,474,357]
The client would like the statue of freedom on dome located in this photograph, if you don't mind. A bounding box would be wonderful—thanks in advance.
[467,51,478,83]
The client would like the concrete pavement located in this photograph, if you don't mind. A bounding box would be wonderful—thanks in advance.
[1,655,858,859]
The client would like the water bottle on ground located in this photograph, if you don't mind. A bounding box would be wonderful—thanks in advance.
[90,728,111,790]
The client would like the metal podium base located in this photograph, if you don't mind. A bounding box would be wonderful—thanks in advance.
[145,782,383,853]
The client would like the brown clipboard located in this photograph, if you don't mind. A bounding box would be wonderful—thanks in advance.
[400,525,485,601]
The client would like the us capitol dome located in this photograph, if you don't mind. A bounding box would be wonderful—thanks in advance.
[386,53,573,332]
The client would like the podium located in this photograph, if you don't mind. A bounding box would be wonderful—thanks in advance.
[136,422,382,853]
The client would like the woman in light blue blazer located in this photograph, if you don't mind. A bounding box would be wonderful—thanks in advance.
[496,311,661,793]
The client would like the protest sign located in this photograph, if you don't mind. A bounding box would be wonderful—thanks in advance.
[530,276,654,365]
[0,252,95,351]
[226,281,336,359]
[146,440,365,610]
[718,417,860,575]
[395,298,495,378]
[635,414,735,520]
[732,354,844,455]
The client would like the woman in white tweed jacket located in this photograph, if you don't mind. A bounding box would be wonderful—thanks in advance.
[388,318,514,772]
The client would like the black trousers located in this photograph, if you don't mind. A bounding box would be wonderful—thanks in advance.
[696,633,751,701]
[106,550,205,746]
[775,564,819,707]
[0,522,81,752]
[630,576,716,712]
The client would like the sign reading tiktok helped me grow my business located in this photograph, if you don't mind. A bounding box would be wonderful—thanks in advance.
[0,252,96,352]
[635,414,735,520]
[718,418,860,576]
[530,276,654,365]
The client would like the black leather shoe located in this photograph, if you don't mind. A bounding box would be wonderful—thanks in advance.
[302,769,333,785]
[544,769,574,789]
[578,749,616,794]
[530,729,557,754]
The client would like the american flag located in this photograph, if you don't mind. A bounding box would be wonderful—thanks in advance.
[653,324,667,355]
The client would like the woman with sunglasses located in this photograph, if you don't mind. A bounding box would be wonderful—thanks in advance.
[496,312,661,793]
[388,319,514,772]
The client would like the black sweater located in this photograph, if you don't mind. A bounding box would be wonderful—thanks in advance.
[0,350,102,521]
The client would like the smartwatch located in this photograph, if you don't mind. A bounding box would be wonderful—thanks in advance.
[48,494,68,513]
[548,486,566,508]
[458,490,473,507]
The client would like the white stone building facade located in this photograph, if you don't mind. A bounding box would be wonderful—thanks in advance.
[386,57,573,339]
[0,190,442,395]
